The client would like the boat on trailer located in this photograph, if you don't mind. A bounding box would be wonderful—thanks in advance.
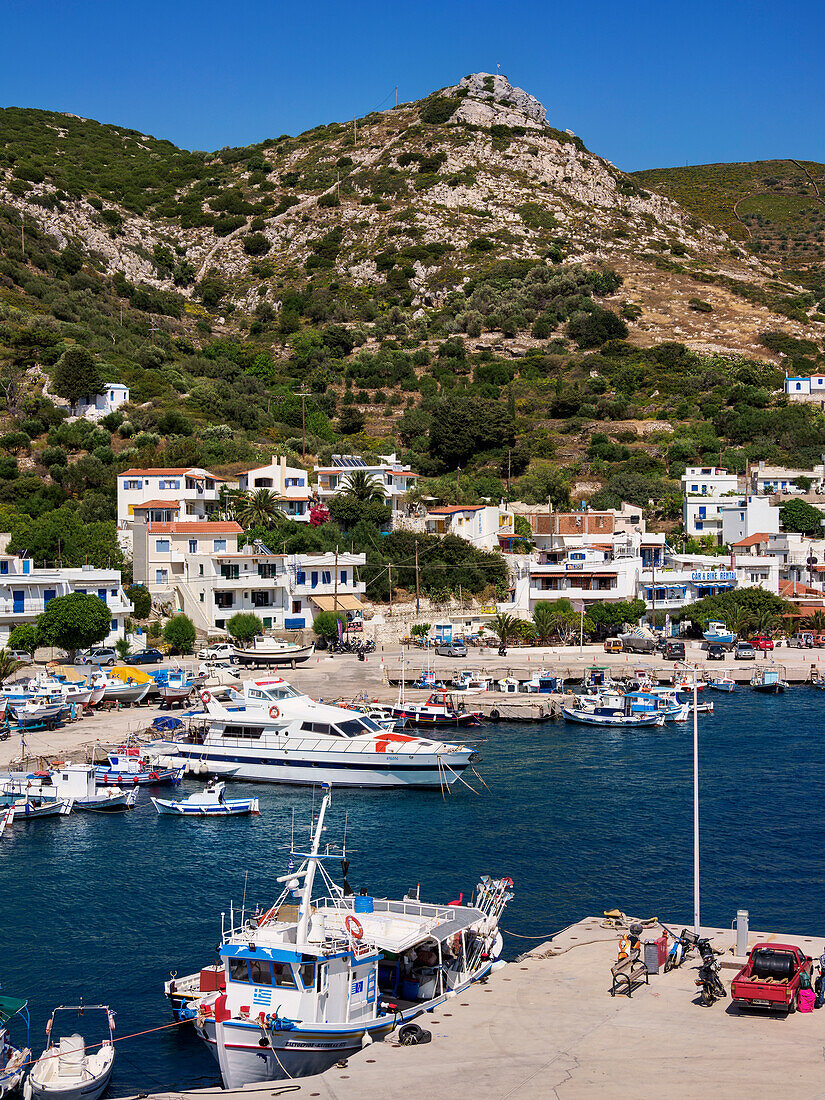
[167,785,511,1085]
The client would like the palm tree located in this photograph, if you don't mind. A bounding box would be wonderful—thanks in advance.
[754,609,778,638]
[342,470,386,503]
[491,612,520,654]
[235,488,284,530]
[725,606,752,640]
[532,602,556,645]
[0,649,21,682]
[809,610,825,633]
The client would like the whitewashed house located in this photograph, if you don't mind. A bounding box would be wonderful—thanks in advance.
[76,382,130,420]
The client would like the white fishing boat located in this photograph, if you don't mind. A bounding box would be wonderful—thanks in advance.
[27,675,94,709]
[170,785,511,1084]
[0,808,11,837]
[562,692,666,727]
[0,996,30,1099]
[232,637,316,669]
[451,671,492,693]
[6,796,73,821]
[87,670,150,705]
[10,699,65,728]
[1,766,138,812]
[522,669,563,693]
[496,676,521,693]
[335,700,399,731]
[24,1006,115,1100]
[709,676,735,692]
[94,753,182,787]
[145,679,479,789]
[152,780,259,817]
[155,670,195,706]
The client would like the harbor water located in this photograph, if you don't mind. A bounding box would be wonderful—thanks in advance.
[2,687,825,1095]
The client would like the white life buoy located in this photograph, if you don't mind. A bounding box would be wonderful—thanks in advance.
[269,705,280,719]
[345,915,364,941]
[200,690,212,705]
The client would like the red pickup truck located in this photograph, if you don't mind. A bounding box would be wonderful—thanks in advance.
[731,943,812,1014]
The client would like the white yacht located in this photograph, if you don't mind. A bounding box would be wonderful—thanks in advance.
[167,785,511,1084]
[145,678,479,788]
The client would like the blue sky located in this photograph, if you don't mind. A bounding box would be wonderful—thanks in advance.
[2,0,822,170]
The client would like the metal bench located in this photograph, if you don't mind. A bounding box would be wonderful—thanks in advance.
[611,952,648,997]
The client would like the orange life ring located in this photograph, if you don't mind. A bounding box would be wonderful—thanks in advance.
[345,915,364,941]
[269,705,280,719]
[201,691,212,705]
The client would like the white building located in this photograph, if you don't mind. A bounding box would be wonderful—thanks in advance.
[750,461,825,496]
[76,382,130,420]
[131,518,366,636]
[0,555,131,648]
[719,496,780,545]
[637,551,781,622]
[237,457,311,522]
[681,466,742,538]
[116,466,226,551]
[784,374,825,399]
[314,453,418,515]
[413,504,515,551]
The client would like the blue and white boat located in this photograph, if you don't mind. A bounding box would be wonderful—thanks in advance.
[94,752,182,787]
[563,692,665,727]
[703,620,735,646]
[151,780,259,816]
[154,669,196,707]
[751,666,787,694]
[624,690,690,722]
[168,785,511,1085]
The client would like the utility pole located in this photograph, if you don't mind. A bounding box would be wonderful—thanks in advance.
[395,85,398,107]
[693,669,700,934]
[651,559,656,632]
[295,388,310,461]
[20,214,24,258]
[415,540,420,614]
[334,545,339,627]
[388,561,392,612]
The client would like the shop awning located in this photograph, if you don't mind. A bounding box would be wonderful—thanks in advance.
[309,594,364,612]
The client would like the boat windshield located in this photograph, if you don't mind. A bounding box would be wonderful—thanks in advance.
[247,685,300,703]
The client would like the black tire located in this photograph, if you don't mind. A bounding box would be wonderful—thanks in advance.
[664,957,674,973]
[788,993,797,1014]
[398,1024,431,1046]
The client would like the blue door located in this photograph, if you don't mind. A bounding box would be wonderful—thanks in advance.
[43,589,56,607]
[12,590,24,613]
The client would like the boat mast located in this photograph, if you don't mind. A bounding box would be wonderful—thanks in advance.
[296,784,331,944]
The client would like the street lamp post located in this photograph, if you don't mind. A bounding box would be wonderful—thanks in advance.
[693,669,700,934]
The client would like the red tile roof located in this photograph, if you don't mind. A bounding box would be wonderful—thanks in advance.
[428,505,485,515]
[779,580,823,598]
[132,499,181,510]
[148,522,242,534]
[731,532,773,547]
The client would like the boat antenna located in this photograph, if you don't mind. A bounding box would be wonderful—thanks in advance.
[241,870,248,921]
[290,805,295,854]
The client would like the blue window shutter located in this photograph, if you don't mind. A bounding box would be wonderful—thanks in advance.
[296,570,305,585]
[12,590,24,613]
[98,588,107,603]
[341,570,347,585]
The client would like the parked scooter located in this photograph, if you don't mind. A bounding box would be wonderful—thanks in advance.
[682,930,727,1005]
[664,928,692,972]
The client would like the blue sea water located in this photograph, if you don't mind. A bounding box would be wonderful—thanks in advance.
[2,687,825,1094]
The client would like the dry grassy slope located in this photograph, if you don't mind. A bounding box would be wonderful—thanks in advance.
[1,74,823,358]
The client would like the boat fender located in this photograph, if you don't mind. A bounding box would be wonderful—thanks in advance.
[149,771,159,781]
[345,914,364,941]
[200,691,212,705]
[269,705,280,719]
[398,1023,432,1046]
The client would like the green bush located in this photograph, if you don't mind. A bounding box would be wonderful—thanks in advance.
[163,613,196,654]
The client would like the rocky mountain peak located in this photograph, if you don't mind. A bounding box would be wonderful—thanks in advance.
[452,71,548,129]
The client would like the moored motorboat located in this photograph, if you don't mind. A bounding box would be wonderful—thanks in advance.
[0,996,30,1100]
[94,753,182,787]
[563,693,666,727]
[389,689,483,727]
[24,1006,115,1100]
[169,785,511,1084]
[144,679,480,788]
[709,676,735,692]
[1,765,138,811]
[152,780,259,816]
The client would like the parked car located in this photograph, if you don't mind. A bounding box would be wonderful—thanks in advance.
[434,643,467,658]
[603,638,623,653]
[731,942,812,1014]
[706,644,726,661]
[787,632,814,648]
[664,640,686,660]
[750,635,774,651]
[129,647,165,664]
[7,651,33,663]
[734,642,756,660]
[197,642,235,660]
[75,647,117,666]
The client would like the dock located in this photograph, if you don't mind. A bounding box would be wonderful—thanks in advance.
[116,915,825,1100]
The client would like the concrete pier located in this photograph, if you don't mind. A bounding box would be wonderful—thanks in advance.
[118,916,825,1100]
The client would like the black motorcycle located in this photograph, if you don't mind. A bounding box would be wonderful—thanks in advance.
[682,930,727,1006]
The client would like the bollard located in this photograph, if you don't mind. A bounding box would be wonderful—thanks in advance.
[736,909,749,957]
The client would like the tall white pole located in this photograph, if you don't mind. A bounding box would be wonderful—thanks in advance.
[693,670,700,934]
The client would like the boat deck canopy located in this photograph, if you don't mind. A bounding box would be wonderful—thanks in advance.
[312,899,486,953]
